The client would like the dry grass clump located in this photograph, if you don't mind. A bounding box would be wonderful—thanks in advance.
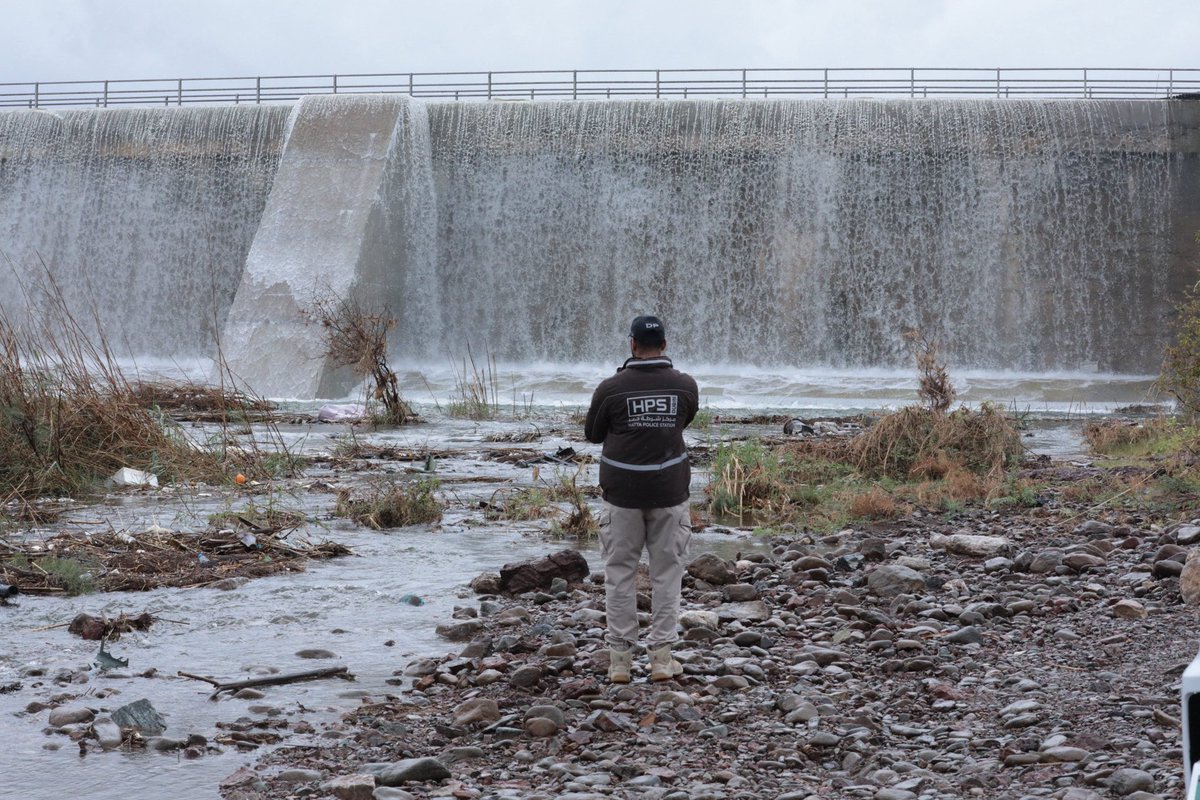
[854,404,1023,479]
[0,306,234,500]
[548,470,600,538]
[485,487,554,521]
[1082,417,1178,456]
[846,486,901,519]
[335,478,443,529]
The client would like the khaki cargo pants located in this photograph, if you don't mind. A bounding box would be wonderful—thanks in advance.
[599,500,692,651]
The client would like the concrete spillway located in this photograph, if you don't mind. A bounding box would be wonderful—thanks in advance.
[1,97,1198,397]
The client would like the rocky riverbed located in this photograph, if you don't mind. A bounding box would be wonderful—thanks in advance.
[220,497,1199,800]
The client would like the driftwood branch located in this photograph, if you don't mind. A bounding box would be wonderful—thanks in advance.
[177,665,353,698]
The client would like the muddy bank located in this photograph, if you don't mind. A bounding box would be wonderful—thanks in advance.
[224,492,1195,800]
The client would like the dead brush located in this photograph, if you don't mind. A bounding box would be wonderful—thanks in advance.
[846,486,903,519]
[129,381,275,421]
[335,478,443,530]
[1082,417,1175,455]
[906,330,956,413]
[307,292,416,425]
[854,404,1022,479]
[549,469,599,538]
[0,305,229,500]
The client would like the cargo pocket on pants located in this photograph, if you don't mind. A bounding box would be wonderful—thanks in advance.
[598,506,613,561]
[674,513,692,559]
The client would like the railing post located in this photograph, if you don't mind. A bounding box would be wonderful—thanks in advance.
[333,74,338,94]
[255,76,261,104]
[177,78,183,106]
[1082,68,1088,98]
[1168,69,1174,98]
[655,70,660,99]
[995,68,1001,98]
[34,82,39,108]
[823,69,828,98]
[103,80,109,107]
[408,73,414,96]
[487,72,492,100]
[572,70,577,100]
[741,69,747,99]
[910,67,915,98]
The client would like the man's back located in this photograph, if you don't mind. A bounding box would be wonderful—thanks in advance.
[585,356,698,509]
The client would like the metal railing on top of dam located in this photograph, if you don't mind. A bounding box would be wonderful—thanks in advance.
[1,67,1198,109]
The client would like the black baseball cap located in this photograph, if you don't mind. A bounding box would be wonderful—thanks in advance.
[629,315,666,345]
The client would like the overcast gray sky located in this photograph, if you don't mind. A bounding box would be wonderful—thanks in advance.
[1,0,1197,84]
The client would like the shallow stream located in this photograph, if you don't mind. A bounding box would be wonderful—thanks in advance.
[0,374,1131,798]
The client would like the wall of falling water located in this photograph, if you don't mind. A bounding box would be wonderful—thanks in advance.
[421,100,1197,373]
[0,106,289,356]
[0,97,1197,385]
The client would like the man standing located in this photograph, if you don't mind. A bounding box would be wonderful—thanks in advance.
[585,315,699,683]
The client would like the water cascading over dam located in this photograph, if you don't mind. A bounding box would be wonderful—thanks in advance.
[1,96,1198,398]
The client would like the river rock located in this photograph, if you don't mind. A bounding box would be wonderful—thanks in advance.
[1181,550,1200,605]
[1153,559,1184,578]
[296,648,336,659]
[1107,768,1154,795]
[48,705,94,727]
[278,768,324,782]
[453,697,500,726]
[687,553,737,585]
[867,565,925,597]
[1029,548,1064,573]
[111,699,166,736]
[327,774,375,800]
[508,664,543,688]
[930,532,1013,558]
[525,704,566,726]
[92,718,124,748]
[1112,599,1147,619]
[1176,525,1200,545]
[469,572,503,594]
[1062,552,1104,571]
[679,610,720,629]
[499,549,589,594]
[525,716,560,737]
[370,757,451,785]
[372,789,417,800]
[435,620,484,641]
[723,583,759,601]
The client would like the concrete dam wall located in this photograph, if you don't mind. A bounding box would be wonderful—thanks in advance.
[0,97,1197,398]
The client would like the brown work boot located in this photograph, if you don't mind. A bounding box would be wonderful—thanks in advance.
[648,643,683,681]
[608,648,632,684]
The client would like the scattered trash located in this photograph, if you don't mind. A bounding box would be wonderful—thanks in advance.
[399,594,425,606]
[0,583,17,604]
[96,641,129,671]
[237,532,257,549]
[107,467,159,488]
[317,403,367,422]
[234,473,247,485]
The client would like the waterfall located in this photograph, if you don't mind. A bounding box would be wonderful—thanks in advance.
[0,106,288,356]
[418,99,1189,373]
[1,96,1197,397]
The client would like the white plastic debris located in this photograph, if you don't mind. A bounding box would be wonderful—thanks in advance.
[107,468,159,488]
[317,403,367,422]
